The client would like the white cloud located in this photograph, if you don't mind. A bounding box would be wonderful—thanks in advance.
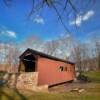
[6,30,16,38]
[1,30,16,38]
[33,15,45,24]
[70,10,94,26]
[83,10,94,21]
[70,15,82,26]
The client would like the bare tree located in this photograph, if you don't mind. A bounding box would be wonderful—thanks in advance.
[20,35,44,52]
[73,43,82,73]
[59,34,75,60]
[43,40,59,56]
[89,34,100,70]
[95,41,100,69]
[5,42,20,72]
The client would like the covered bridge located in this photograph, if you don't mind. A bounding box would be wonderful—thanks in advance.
[18,48,76,86]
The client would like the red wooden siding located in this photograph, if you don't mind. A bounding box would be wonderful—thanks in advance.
[37,57,75,86]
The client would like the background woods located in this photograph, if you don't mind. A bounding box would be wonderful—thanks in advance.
[0,34,100,72]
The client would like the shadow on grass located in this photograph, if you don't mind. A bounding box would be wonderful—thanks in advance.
[0,91,14,100]
[0,87,27,100]
[14,89,27,100]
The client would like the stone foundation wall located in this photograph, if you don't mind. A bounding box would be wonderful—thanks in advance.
[4,72,48,92]
[16,72,38,89]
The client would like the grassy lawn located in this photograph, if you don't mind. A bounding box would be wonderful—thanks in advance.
[0,71,100,100]
[0,85,100,100]
[84,71,100,82]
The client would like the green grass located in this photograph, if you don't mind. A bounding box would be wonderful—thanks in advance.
[0,85,100,100]
[84,71,100,82]
[0,71,100,100]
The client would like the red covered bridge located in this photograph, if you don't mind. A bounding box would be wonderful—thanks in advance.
[18,48,76,86]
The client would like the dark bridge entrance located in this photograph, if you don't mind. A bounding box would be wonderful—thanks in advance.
[19,54,36,72]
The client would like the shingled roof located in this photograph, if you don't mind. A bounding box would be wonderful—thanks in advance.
[19,48,75,65]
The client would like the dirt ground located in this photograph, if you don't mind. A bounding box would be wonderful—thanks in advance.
[49,82,99,93]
